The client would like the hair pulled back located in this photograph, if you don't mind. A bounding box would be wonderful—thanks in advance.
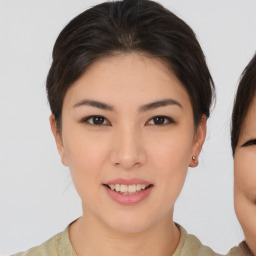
[46,0,215,130]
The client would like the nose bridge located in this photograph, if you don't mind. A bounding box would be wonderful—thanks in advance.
[111,123,146,169]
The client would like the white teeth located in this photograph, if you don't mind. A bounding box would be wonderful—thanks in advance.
[120,184,128,193]
[114,184,120,192]
[108,184,150,194]
[141,184,146,189]
[128,184,136,193]
[136,184,142,191]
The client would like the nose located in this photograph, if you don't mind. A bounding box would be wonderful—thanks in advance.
[110,127,147,170]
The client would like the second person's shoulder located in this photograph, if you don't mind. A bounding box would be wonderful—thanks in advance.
[173,225,222,256]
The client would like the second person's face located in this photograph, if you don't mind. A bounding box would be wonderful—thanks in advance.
[234,94,256,254]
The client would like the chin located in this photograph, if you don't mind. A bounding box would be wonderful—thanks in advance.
[103,212,157,234]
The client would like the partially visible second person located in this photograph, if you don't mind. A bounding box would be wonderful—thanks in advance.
[228,54,256,256]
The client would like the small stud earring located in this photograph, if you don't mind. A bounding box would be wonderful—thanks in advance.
[192,156,197,163]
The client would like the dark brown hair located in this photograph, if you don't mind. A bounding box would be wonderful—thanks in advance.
[231,54,256,155]
[46,0,215,130]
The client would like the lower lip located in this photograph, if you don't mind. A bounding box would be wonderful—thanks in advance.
[104,185,153,205]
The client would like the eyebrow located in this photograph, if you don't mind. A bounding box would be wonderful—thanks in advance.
[73,99,114,111]
[139,99,182,112]
[73,98,182,112]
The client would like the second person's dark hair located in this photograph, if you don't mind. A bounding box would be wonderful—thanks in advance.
[231,54,256,155]
[46,0,215,130]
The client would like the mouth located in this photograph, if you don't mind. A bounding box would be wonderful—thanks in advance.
[103,184,153,195]
[103,178,153,205]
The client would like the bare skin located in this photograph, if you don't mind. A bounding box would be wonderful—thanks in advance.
[234,95,256,255]
[50,53,206,256]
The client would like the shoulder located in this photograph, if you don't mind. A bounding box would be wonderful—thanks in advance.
[11,226,74,256]
[227,241,253,256]
[173,225,222,256]
[11,232,62,256]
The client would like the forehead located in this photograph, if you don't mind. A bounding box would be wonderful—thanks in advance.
[63,53,191,109]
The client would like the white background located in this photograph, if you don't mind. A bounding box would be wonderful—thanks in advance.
[0,0,256,255]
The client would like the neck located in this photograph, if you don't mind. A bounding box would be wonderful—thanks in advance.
[69,209,180,256]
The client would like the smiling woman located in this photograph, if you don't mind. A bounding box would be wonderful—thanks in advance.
[12,0,218,255]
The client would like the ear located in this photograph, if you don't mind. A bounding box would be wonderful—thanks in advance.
[189,115,207,167]
[49,114,69,166]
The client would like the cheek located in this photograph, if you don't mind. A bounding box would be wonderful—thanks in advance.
[65,137,104,169]
[147,130,193,198]
[234,151,256,244]
[234,151,256,202]
[148,127,193,170]
[62,129,110,196]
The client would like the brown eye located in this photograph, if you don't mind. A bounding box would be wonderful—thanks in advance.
[153,116,165,125]
[147,116,175,125]
[92,116,105,125]
[82,115,110,126]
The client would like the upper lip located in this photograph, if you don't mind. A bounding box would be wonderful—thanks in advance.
[104,178,152,186]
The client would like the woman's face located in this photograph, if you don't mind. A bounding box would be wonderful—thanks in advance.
[234,94,256,254]
[51,53,205,233]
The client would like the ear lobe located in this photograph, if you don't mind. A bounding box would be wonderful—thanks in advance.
[49,114,69,167]
[189,115,207,168]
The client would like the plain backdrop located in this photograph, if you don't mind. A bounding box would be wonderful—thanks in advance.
[0,0,256,255]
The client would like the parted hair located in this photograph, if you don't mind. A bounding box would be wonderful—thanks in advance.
[46,0,215,130]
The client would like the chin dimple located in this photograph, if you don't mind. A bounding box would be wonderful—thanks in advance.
[105,184,151,194]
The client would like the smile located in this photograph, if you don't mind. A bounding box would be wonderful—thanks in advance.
[105,184,152,195]
[103,179,153,205]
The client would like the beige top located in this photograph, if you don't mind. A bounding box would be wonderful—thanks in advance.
[226,241,253,256]
[12,224,221,256]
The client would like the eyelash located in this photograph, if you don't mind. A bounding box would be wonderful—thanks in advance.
[80,115,175,126]
[242,139,256,147]
[146,115,175,126]
[81,115,111,126]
